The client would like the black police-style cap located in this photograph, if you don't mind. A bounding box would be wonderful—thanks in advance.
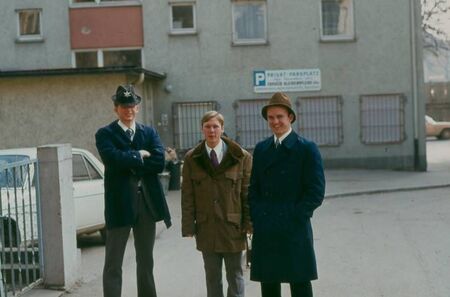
[111,85,142,106]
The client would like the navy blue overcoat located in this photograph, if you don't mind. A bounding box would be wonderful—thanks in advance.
[249,131,325,282]
[95,120,171,229]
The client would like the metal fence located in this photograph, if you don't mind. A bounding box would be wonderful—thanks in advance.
[172,101,219,151]
[297,95,343,146]
[360,94,406,144]
[0,158,43,296]
[234,99,272,149]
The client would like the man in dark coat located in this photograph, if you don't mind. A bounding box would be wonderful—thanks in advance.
[95,84,171,297]
[249,92,325,297]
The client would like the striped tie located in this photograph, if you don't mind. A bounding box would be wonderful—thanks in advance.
[126,128,134,140]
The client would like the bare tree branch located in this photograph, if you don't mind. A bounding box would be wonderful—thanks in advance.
[421,0,450,39]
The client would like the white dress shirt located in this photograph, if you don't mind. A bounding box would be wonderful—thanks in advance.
[205,139,227,164]
[273,127,292,145]
[118,120,136,141]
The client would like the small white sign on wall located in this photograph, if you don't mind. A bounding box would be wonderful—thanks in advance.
[253,69,321,93]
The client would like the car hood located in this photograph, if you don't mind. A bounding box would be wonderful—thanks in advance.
[435,122,450,126]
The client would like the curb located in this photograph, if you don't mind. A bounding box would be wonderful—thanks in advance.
[325,183,450,199]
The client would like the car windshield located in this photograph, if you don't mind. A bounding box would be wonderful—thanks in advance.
[0,155,31,188]
[425,115,436,124]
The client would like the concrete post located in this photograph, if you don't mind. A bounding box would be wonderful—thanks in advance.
[37,144,79,289]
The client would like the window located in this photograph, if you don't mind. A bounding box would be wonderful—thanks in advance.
[103,49,141,67]
[71,0,140,4]
[74,52,98,68]
[170,3,196,34]
[232,1,267,45]
[16,9,42,41]
[85,158,102,180]
[73,49,142,68]
[73,154,91,181]
[360,94,405,144]
[72,154,102,181]
[234,99,271,148]
[320,0,354,41]
[297,96,343,146]
[0,155,31,188]
[172,101,219,150]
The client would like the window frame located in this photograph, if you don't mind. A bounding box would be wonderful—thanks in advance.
[72,47,143,68]
[319,0,355,42]
[231,0,268,46]
[69,0,142,7]
[169,2,197,35]
[16,8,43,42]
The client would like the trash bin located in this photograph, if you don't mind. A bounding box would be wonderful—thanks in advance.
[167,161,181,191]
[158,172,170,195]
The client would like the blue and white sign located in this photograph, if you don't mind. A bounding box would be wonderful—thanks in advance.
[253,69,321,93]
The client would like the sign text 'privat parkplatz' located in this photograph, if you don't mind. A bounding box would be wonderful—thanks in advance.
[253,69,321,93]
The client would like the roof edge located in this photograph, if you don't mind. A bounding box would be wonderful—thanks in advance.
[0,66,167,80]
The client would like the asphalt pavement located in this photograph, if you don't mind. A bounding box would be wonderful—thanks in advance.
[23,140,450,297]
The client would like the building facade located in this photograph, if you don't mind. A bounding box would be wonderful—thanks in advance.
[0,0,427,170]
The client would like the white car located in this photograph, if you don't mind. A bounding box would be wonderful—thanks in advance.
[425,115,450,139]
[0,147,105,246]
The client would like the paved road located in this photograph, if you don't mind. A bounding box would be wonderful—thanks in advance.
[65,186,450,297]
[31,139,448,297]
[427,138,450,171]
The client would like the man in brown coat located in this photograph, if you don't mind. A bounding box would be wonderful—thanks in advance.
[182,111,252,297]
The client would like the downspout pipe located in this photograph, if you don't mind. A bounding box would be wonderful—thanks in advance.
[410,0,420,170]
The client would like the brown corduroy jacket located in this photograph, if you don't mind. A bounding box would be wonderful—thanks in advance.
[181,137,252,252]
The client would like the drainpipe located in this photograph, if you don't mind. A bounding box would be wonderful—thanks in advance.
[130,72,145,86]
[410,0,420,170]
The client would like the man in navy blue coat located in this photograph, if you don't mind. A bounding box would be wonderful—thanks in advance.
[95,85,171,297]
[249,92,325,297]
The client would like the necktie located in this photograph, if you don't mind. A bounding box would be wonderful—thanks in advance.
[210,149,219,168]
[275,138,280,148]
[126,128,134,140]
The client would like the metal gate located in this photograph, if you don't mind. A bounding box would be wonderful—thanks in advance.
[0,157,43,296]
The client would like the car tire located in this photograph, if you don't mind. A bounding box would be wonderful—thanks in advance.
[439,129,450,139]
[100,227,107,243]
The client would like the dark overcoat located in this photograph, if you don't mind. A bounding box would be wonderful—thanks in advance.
[95,120,171,229]
[249,131,325,282]
[181,137,252,252]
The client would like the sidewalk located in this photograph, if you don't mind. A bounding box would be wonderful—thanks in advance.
[325,166,450,198]
[23,163,450,297]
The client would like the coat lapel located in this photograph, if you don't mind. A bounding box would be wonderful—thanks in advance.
[261,131,297,172]
[192,137,243,176]
[132,123,145,148]
[111,120,132,142]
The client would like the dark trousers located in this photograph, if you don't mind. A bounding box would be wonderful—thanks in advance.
[261,281,312,297]
[103,196,156,297]
[202,251,245,297]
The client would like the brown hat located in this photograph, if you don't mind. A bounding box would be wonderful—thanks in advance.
[261,92,296,123]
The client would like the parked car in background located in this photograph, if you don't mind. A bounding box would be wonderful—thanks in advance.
[425,115,450,139]
[0,147,105,247]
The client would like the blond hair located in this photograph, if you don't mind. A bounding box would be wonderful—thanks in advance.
[201,111,224,127]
